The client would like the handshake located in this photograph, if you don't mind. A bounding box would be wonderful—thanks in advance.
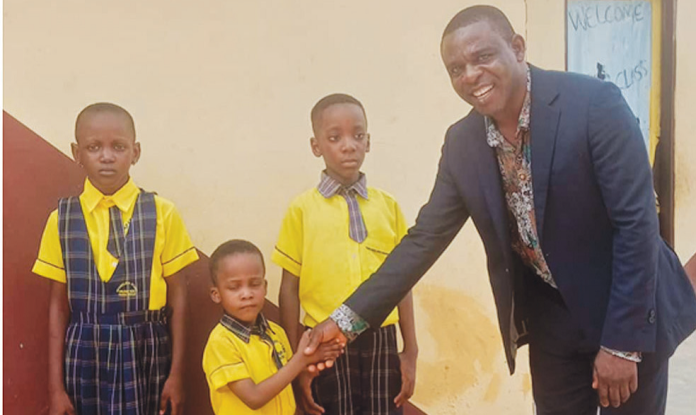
[301,319,347,372]
[293,319,348,415]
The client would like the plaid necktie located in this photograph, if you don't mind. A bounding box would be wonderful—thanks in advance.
[339,187,368,243]
[106,205,125,259]
[252,325,284,369]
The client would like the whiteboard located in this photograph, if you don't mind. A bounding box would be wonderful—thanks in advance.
[567,0,652,150]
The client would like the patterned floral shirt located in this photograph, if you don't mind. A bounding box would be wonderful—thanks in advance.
[485,66,557,288]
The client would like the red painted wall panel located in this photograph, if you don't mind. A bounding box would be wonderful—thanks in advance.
[3,112,86,414]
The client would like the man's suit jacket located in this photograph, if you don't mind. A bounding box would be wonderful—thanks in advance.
[344,65,696,373]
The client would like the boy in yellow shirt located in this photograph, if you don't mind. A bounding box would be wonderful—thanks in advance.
[32,103,199,415]
[202,239,343,414]
[273,93,418,414]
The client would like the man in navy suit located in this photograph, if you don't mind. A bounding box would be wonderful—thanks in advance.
[303,6,696,414]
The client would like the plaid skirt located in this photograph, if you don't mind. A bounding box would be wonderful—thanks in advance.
[312,325,403,415]
[64,310,171,415]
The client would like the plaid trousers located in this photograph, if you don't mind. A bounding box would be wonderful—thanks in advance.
[312,325,403,415]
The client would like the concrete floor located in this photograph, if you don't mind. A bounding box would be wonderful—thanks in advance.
[668,332,696,414]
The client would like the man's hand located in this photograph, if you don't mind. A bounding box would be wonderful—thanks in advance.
[159,375,185,415]
[304,319,347,373]
[49,390,76,415]
[394,351,417,408]
[592,349,638,408]
[294,370,325,415]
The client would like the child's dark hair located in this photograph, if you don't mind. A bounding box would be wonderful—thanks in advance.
[442,5,515,42]
[310,93,367,135]
[209,239,265,285]
[75,102,136,138]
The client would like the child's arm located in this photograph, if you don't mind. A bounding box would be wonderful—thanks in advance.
[159,271,188,415]
[228,331,342,410]
[394,291,418,408]
[48,281,75,415]
[279,269,301,351]
[279,270,325,414]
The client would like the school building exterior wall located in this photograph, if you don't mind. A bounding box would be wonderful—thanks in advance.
[671,1,696,410]
[3,1,694,414]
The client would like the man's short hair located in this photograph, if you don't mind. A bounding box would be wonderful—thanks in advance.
[75,102,136,139]
[310,93,367,135]
[209,239,265,285]
[442,5,516,42]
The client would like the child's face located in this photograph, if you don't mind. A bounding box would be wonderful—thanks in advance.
[311,103,370,186]
[210,253,267,325]
[71,111,140,195]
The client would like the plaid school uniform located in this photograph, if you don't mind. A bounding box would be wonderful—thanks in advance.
[59,191,171,415]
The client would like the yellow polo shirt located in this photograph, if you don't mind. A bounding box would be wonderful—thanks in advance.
[272,186,407,328]
[202,320,296,415]
[32,178,199,310]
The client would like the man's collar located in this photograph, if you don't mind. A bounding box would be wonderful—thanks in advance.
[486,64,532,148]
[317,171,368,200]
[80,178,140,213]
[220,313,273,343]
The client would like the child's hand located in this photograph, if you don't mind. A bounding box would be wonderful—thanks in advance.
[294,370,324,415]
[159,374,185,415]
[297,329,314,353]
[49,390,75,415]
[394,351,417,408]
[298,330,344,365]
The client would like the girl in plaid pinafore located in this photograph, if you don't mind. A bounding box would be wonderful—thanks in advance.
[59,191,170,414]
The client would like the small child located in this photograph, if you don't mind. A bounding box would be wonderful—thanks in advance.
[273,93,418,414]
[202,239,343,414]
[33,103,199,415]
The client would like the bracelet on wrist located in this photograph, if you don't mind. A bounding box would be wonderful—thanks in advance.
[330,304,369,342]
[600,346,643,363]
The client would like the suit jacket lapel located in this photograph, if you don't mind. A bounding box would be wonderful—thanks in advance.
[530,66,561,246]
[471,114,511,259]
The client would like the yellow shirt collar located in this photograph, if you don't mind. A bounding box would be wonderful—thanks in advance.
[80,178,140,213]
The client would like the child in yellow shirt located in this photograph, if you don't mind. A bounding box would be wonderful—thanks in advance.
[32,103,198,415]
[202,239,343,414]
[273,93,418,414]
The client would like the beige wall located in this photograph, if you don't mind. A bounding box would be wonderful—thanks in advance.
[674,0,696,261]
[671,4,696,411]
[4,1,693,413]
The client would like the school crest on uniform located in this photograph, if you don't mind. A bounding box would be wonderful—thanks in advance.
[116,282,138,297]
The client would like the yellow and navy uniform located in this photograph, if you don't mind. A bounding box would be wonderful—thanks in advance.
[271,184,408,328]
[32,178,198,309]
[202,314,296,415]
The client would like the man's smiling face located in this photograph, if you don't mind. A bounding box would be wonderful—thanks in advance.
[441,20,527,124]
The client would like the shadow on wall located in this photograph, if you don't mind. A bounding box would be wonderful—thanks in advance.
[2,112,427,415]
[685,254,696,294]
